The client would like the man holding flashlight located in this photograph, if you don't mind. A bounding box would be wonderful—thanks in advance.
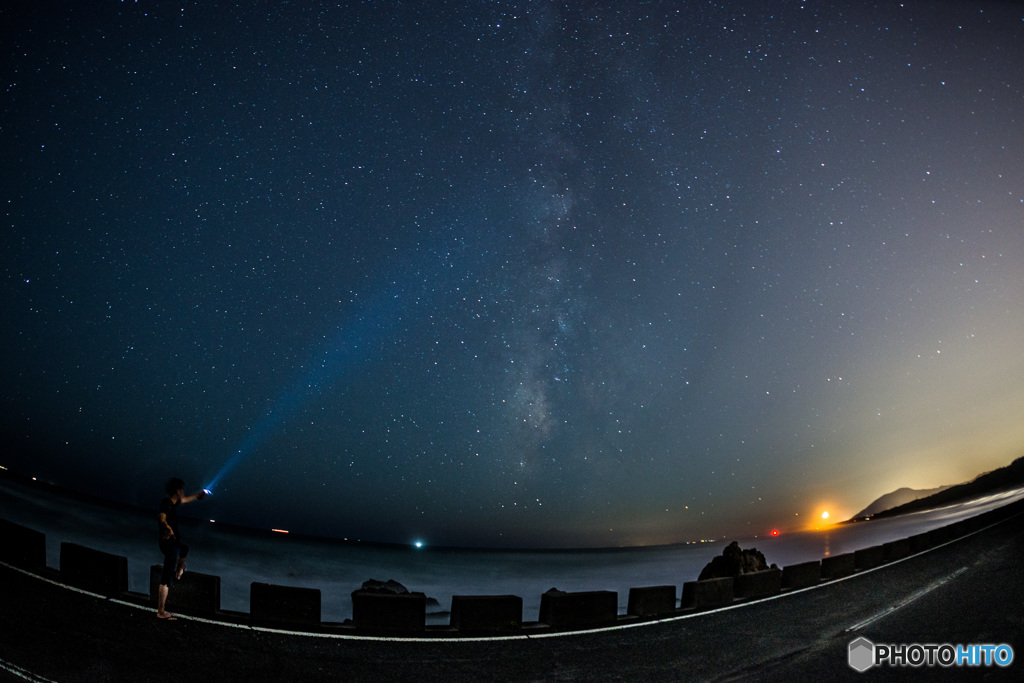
[156,478,208,620]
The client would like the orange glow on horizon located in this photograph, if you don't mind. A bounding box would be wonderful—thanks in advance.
[799,502,843,531]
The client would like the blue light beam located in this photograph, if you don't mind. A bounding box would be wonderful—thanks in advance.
[203,240,465,492]
[205,294,398,491]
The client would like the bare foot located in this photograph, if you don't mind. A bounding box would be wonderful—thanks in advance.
[157,611,177,621]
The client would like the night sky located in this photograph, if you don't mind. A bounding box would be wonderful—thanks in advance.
[3,1,1023,549]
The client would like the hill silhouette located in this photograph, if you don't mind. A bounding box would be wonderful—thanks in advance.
[854,485,952,518]
[859,456,1024,521]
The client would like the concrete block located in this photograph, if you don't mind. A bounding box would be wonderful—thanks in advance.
[1008,498,1024,516]
[627,585,677,617]
[948,520,970,538]
[927,526,950,546]
[882,539,910,562]
[59,542,129,596]
[854,545,885,570]
[908,532,931,554]
[250,582,321,627]
[0,519,46,569]
[681,577,733,609]
[149,565,220,615]
[450,595,522,632]
[734,568,781,599]
[781,560,820,589]
[975,509,999,528]
[539,589,618,628]
[351,590,426,632]
[820,552,856,579]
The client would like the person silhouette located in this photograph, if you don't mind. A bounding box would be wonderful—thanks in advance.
[156,477,207,620]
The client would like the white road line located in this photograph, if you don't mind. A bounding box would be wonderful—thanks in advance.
[845,566,969,633]
[0,657,59,683]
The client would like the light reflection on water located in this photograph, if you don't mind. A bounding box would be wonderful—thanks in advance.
[2,476,1022,623]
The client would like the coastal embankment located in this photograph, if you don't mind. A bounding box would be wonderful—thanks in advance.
[2,497,1021,680]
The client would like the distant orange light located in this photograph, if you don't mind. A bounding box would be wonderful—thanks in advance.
[271,528,289,534]
[821,511,830,520]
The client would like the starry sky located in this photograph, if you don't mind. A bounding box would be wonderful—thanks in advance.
[3,0,1023,549]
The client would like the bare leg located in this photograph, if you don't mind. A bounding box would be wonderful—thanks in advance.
[156,584,176,619]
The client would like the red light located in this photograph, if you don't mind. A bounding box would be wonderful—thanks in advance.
[771,529,780,536]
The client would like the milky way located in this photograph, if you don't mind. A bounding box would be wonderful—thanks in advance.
[2,1,1023,547]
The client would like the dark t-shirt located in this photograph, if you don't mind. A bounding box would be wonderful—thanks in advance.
[159,496,180,542]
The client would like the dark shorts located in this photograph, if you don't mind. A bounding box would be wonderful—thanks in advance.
[159,539,189,586]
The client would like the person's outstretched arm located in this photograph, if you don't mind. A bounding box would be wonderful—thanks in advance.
[180,490,208,504]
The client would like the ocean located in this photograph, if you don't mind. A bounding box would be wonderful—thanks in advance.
[2,473,1021,623]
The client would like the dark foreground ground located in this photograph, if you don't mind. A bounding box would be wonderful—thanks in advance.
[2,513,1022,682]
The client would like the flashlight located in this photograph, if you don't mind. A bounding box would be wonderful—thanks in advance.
[203,489,212,495]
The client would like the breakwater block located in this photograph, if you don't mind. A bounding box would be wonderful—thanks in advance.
[627,585,677,617]
[539,589,618,628]
[250,582,321,627]
[927,526,950,546]
[820,552,856,579]
[782,560,820,589]
[735,568,781,599]
[59,542,128,596]
[965,515,985,533]
[1004,498,1024,517]
[855,545,885,570]
[976,509,1000,527]
[0,519,46,569]
[948,520,970,539]
[149,565,220,615]
[450,595,522,632]
[883,539,910,562]
[681,577,733,609]
[351,590,427,632]
[908,532,931,554]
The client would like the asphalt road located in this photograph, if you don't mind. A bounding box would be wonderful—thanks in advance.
[2,513,1021,681]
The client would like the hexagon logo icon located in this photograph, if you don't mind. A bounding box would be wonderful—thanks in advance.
[848,636,875,672]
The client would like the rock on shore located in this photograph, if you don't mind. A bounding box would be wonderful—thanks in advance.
[697,541,775,580]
